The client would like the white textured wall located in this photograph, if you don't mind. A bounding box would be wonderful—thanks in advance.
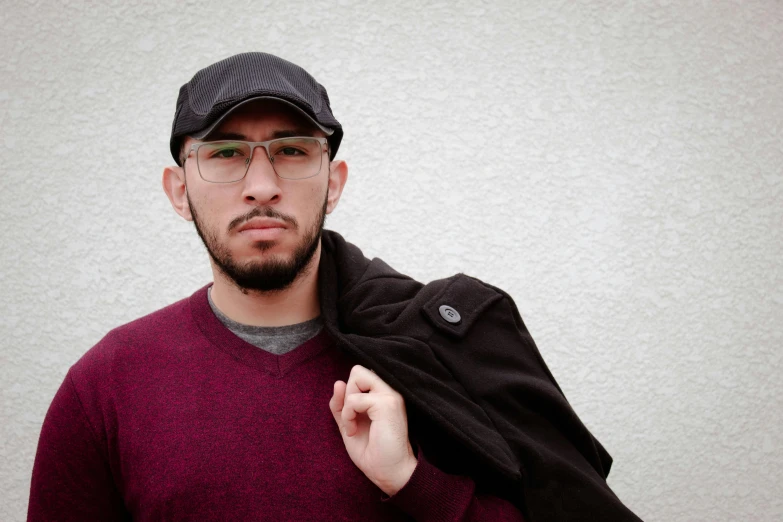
[2,1,781,520]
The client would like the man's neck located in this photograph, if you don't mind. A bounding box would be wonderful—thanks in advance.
[208,246,322,327]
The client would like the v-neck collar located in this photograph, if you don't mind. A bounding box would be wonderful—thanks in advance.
[189,285,333,378]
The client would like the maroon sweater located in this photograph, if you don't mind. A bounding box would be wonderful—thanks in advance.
[29,286,525,521]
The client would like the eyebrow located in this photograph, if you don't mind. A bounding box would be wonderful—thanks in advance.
[206,128,319,141]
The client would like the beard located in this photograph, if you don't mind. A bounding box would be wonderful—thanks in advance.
[188,192,328,293]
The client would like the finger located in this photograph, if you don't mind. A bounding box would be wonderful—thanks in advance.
[341,392,375,423]
[341,392,381,437]
[345,365,394,397]
[329,380,347,425]
[340,386,374,437]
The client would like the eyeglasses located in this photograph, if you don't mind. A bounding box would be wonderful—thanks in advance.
[183,137,329,183]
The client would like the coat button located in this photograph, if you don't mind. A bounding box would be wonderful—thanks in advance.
[438,305,462,324]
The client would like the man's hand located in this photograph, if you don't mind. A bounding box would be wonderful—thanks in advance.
[329,365,418,496]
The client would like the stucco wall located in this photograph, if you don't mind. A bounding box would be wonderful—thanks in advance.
[2,1,781,520]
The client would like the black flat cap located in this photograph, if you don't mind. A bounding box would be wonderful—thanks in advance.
[170,52,343,165]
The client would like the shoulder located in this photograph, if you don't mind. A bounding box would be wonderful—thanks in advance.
[323,230,522,336]
[323,229,509,310]
[419,274,514,338]
[69,287,204,386]
[344,262,518,340]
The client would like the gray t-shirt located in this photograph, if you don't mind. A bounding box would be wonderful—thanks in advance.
[207,288,323,355]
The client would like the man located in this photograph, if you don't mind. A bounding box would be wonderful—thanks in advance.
[29,53,642,521]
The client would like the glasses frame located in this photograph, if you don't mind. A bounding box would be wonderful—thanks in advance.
[183,136,329,183]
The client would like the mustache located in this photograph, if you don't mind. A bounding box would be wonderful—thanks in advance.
[228,207,299,232]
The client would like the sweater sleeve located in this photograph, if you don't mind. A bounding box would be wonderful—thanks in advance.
[386,449,525,522]
[28,371,129,522]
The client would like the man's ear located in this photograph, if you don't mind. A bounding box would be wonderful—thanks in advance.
[162,165,193,221]
[326,160,348,215]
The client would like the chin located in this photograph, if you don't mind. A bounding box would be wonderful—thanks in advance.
[234,236,287,255]
[250,239,283,253]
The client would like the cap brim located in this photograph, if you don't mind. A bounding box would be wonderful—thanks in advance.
[192,96,335,140]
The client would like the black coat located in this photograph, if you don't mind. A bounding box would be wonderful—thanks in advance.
[317,230,643,522]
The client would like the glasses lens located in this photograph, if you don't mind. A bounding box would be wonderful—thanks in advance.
[196,142,252,182]
[269,138,323,179]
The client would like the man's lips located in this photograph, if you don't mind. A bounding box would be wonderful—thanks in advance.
[236,218,288,233]
[236,218,288,240]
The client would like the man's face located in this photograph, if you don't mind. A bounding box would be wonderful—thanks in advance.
[177,100,339,292]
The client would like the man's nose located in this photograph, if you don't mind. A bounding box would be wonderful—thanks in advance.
[241,146,282,205]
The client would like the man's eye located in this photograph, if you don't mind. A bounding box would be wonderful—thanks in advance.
[278,147,305,156]
[213,148,243,158]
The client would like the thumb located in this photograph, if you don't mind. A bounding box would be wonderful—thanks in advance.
[329,380,348,430]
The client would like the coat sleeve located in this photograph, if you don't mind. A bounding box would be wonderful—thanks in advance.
[423,275,643,522]
[28,370,129,522]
